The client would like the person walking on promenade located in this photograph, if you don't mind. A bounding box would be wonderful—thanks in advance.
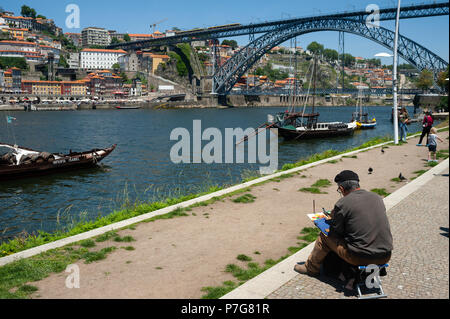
[417,111,434,146]
[427,127,444,163]
[294,170,393,277]
[398,107,409,142]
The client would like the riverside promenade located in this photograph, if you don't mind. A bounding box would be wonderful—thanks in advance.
[223,159,449,299]
[0,129,448,299]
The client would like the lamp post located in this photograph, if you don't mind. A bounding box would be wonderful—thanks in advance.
[375,0,401,144]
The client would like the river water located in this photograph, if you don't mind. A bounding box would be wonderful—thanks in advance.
[0,106,423,241]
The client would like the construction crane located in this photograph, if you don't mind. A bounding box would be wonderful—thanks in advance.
[151,18,168,33]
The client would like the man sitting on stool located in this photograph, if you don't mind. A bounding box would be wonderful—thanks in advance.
[294,170,393,279]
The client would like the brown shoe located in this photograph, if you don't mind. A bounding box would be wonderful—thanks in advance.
[293,264,320,277]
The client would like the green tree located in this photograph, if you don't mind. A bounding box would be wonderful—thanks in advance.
[416,69,434,91]
[120,72,129,83]
[36,14,46,19]
[58,55,69,68]
[21,5,36,18]
[339,53,355,67]
[111,37,121,44]
[0,57,28,70]
[307,41,324,55]
[323,48,338,61]
[123,34,131,42]
[112,63,120,72]
[437,67,449,92]
[221,39,238,49]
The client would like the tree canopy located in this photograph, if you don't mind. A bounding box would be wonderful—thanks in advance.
[323,48,338,61]
[307,41,324,55]
[123,34,131,42]
[416,69,434,91]
[221,39,238,49]
[21,5,37,18]
[437,67,449,92]
[0,57,28,70]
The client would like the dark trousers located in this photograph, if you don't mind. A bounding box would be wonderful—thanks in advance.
[305,233,391,274]
[418,126,431,144]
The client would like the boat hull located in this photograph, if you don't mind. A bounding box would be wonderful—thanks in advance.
[0,145,116,181]
[358,122,377,129]
[276,126,355,140]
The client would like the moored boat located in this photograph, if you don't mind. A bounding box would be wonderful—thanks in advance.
[115,106,141,109]
[0,143,116,181]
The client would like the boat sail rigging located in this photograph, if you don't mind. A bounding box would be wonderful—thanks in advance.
[268,53,357,140]
[351,76,377,129]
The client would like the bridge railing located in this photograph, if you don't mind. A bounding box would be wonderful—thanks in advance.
[227,88,437,96]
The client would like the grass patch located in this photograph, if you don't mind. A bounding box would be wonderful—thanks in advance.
[327,160,339,164]
[79,239,96,248]
[113,235,135,243]
[95,231,118,243]
[311,179,331,188]
[390,177,401,182]
[201,280,239,299]
[232,194,256,203]
[121,246,135,251]
[236,254,252,262]
[82,246,116,264]
[436,150,449,159]
[411,169,428,181]
[298,187,327,194]
[426,161,439,167]
[16,284,38,294]
[342,155,358,159]
[271,173,294,182]
[371,188,390,197]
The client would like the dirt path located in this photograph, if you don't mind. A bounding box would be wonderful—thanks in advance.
[30,131,449,299]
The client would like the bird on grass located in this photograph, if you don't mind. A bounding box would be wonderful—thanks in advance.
[368,167,373,174]
[399,173,406,181]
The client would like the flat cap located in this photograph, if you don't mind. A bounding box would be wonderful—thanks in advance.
[334,170,360,183]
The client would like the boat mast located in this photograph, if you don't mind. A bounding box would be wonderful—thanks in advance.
[312,54,317,114]
[293,36,298,114]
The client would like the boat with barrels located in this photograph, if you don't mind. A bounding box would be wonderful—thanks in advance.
[0,143,116,180]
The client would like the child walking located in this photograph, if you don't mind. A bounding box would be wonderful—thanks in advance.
[427,127,444,162]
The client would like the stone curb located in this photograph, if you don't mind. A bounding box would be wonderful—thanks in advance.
[221,158,449,299]
[0,128,446,267]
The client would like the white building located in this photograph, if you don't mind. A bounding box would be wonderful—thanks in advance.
[81,27,111,47]
[68,52,80,69]
[80,48,127,69]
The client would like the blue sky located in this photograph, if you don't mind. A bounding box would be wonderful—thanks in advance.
[2,0,448,62]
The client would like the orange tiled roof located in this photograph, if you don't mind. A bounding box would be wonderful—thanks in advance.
[129,34,154,38]
[82,48,127,54]
[0,40,36,45]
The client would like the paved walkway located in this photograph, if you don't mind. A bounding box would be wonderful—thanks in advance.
[221,158,449,299]
[267,165,449,299]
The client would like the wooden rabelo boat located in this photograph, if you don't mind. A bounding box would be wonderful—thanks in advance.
[268,55,356,140]
[0,143,116,180]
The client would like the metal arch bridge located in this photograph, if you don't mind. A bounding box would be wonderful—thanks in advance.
[214,17,449,94]
[108,2,449,50]
[107,2,449,94]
